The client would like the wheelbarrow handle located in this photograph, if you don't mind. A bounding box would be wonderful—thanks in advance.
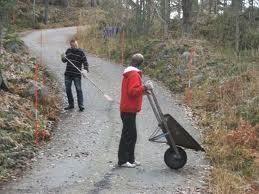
[147,89,181,157]
[147,93,163,124]
[150,90,165,119]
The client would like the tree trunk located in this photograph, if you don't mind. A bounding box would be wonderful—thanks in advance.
[214,0,218,14]
[0,13,4,54]
[0,26,3,54]
[182,0,192,35]
[161,0,166,20]
[0,71,9,91]
[231,0,241,9]
[200,0,204,13]
[224,0,227,8]
[177,0,181,19]
[166,0,171,23]
[209,0,213,14]
[232,0,241,53]
[192,0,198,17]
[249,0,254,22]
[146,0,152,32]
[160,0,169,35]
[91,0,98,7]
[62,0,68,7]
[44,0,49,25]
[33,0,36,27]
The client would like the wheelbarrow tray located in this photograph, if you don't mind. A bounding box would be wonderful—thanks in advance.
[161,114,205,152]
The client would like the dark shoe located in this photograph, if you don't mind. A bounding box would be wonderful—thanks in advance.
[64,106,74,110]
[79,107,85,112]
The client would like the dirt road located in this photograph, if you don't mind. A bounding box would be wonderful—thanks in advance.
[2,27,210,194]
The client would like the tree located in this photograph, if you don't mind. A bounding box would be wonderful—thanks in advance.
[61,0,68,7]
[91,0,100,7]
[182,0,192,35]
[248,0,255,22]
[33,0,36,27]
[232,0,242,53]
[160,0,171,36]
[44,0,49,24]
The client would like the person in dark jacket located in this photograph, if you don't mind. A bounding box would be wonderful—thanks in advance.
[118,53,153,168]
[61,39,89,112]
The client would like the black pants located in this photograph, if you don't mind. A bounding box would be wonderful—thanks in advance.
[65,75,84,108]
[118,112,137,165]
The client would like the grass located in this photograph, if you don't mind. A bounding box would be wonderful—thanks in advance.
[209,168,246,194]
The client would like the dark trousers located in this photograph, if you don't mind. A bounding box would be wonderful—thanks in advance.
[65,75,84,108]
[118,112,137,165]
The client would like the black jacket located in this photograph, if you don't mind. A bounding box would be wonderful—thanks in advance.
[62,48,89,77]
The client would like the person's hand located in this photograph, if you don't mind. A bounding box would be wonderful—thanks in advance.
[85,67,89,73]
[144,80,154,91]
[61,53,65,60]
[81,69,88,78]
[143,90,151,95]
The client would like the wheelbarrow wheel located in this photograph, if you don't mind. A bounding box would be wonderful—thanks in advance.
[164,146,187,169]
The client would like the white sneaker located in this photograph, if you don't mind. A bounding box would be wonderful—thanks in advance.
[133,161,141,166]
[119,162,136,168]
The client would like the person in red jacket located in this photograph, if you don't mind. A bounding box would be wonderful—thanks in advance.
[118,53,153,168]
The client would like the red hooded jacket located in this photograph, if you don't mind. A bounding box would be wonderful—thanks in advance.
[120,66,145,113]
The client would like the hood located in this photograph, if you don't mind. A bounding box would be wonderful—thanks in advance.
[123,66,142,77]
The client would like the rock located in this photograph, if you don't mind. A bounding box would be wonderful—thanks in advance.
[4,40,26,53]
[19,64,32,74]
[80,152,89,157]
[6,158,16,168]
[149,62,157,69]
[5,42,19,53]
[0,72,2,86]
[192,73,205,85]
[166,64,173,71]
[0,137,17,148]
[181,51,191,64]
[23,80,49,101]
[181,50,198,65]
[176,64,186,77]
[0,153,6,165]
[7,150,34,160]
[0,71,9,91]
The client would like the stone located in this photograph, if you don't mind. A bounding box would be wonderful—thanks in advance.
[0,71,9,91]
[0,137,16,148]
[181,51,191,64]
[176,65,186,77]
[192,73,205,85]
[23,80,49,102]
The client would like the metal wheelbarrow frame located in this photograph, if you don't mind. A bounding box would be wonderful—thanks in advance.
[147,90,205,169]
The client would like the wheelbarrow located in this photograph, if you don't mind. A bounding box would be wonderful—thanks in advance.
[147,89,205,169]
